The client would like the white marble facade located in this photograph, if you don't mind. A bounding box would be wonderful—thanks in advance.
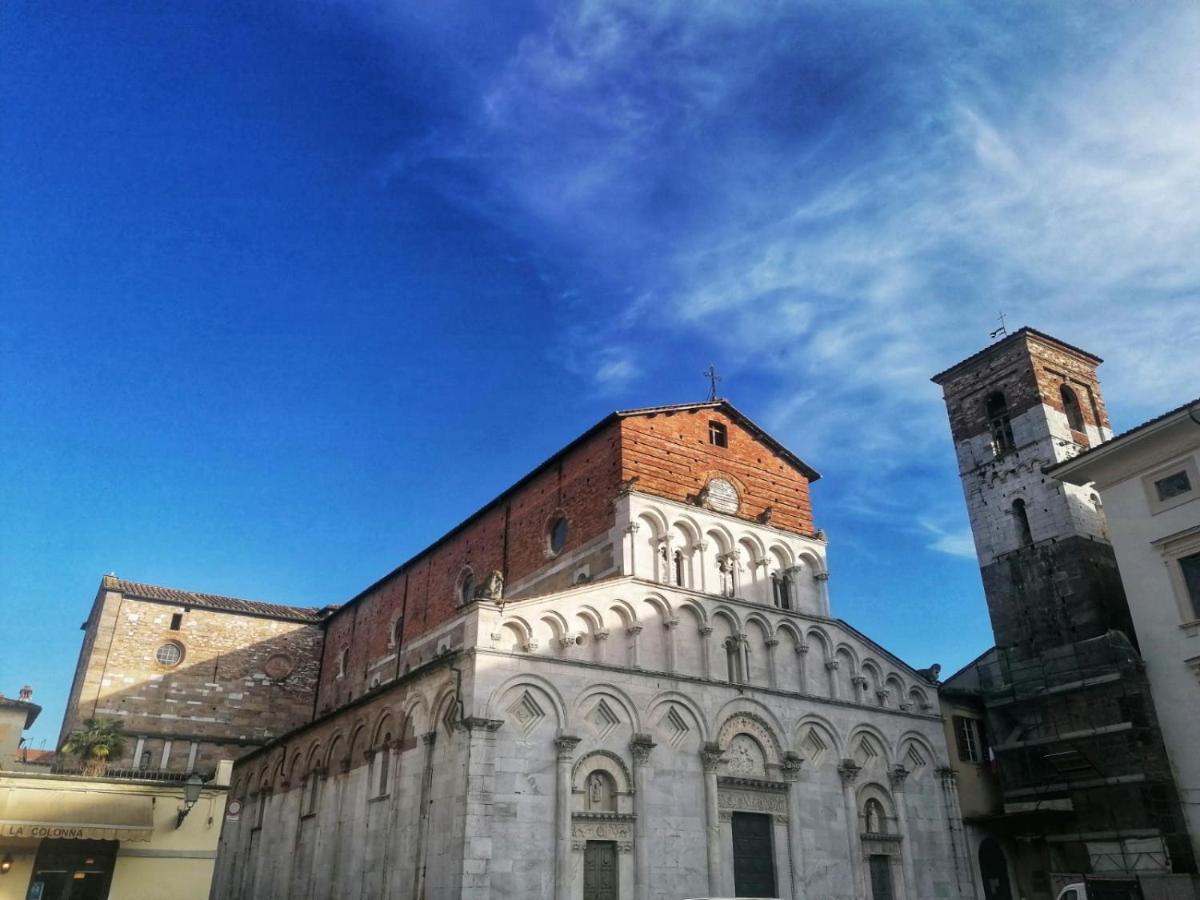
[212,494,971,899]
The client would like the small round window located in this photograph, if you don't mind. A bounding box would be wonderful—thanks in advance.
[549,516,569,554]
[156,642,184,667]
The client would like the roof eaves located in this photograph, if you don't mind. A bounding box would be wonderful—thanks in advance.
[1047,397,1200,477]
[931,327,1103,385]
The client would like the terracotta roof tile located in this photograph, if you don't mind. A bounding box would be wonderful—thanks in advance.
[109,578,329,623]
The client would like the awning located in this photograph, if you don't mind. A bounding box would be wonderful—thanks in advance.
[0,788,155,842]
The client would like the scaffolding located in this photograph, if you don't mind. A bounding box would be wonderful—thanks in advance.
[974,631,1195,881]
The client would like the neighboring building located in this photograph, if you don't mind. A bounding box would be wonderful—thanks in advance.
[931,329,1196,898]
[1050,396,1200,867]
[59,576,331,776]
[211,400,972,900]
[0,687,232,900]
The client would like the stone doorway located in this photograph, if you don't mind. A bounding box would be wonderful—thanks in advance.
[583,840,618,900]
[732,811,776,898]
[869,853,896,900]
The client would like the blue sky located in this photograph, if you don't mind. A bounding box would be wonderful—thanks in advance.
[3,1,1198,750]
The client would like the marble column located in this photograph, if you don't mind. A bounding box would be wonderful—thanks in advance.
[851,675,868,704]
[595,628,609,664]
[412,732,438,900]
[627,624,643,669]
[738,633,751,684]
[694,541,709,593]
[796,642,809,694]
[765,637,779,689]
[939,766,973,900]
[555,735,582,900]
[699,626,714,680]
[890,765,917,900]
[782,751,808,900]
[630,733,657,900]
[838,760,864,899]
[815,571,831,617]
[665,617,679,673]
[624,522,640,578]
[700,742,725,895]
[826,658,840,699]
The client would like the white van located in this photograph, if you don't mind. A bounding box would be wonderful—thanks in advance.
[1056,884,1086,900]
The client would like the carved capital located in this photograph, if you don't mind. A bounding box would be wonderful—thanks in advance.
[618,841,634,854]
[837,759,862,786]
[523,640,539,653]
[876,689,891,704]
[852,675,868,688]
[693,541,709,553]
[796,642,809,655]
[665,618,679,630]
[699,625,714,636]
[825,659,840,671]
[627,624,643,636]
[937,765,958,785]
[555,735,582,761]
[624,522,640,536]
[558,635,575,649]
[630,733,657,765]
[595,629,610,641]
[814,572,830,582]
[700,741,725,773]
[781,751,805,781]
[889,765,910,790]
[422,732,438,747]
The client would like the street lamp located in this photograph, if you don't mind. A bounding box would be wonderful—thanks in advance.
[176,772,205,828]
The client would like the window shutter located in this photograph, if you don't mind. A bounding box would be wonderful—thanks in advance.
[952,716,971,761]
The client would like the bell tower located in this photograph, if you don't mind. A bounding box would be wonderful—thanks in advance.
[931,327,1133,657]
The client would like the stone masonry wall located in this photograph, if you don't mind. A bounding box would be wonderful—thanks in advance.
[61,587,323,772]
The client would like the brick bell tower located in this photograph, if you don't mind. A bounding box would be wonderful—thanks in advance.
[931,327,1134,658]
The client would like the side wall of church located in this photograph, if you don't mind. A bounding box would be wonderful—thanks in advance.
[314,422,625,715]
[60,583,324,773]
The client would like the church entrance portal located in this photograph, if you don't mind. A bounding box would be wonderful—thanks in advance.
[732,811,776,898]
[583,840,617,900]
[869,853,896,900]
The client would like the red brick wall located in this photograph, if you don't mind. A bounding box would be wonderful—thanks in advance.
[314,423,624,713]
[938,332,1109,445]
[620,408,815,535]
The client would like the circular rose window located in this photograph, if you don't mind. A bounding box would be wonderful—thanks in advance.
[264,653,295,680]
[155,642,184,667]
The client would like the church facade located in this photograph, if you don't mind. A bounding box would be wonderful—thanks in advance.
[210,401,971,900]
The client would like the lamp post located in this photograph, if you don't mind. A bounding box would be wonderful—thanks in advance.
[176,772,204,828]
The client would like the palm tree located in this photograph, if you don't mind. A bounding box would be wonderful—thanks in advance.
[62,718,128,776]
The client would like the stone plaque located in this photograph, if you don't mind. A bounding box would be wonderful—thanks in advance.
[264,654,295,680]
[706,478,739,514]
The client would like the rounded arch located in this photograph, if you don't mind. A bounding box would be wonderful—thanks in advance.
[486,672,569,731]
[805,626,834,659]
[287,749,304,786]
[431,684,461,736]
[454,565,475,606]
[400,694,432,738]
[641,591,674,619]
[347,719,369,763]
[710,605,743,633]
[713,700,786,761]
[796,548,826,576]
[539,610,571,639]
[573,683,641,734]
[847,723,894,769]
[571,749,634,794]
[644,690,710,744]
[304,741,324,773]
[324,733,347,773]
[704,523,735,553]
[669,514,703,546]
[775,619,803,644]
[607,599,638,629]
[857,781,898,835]
[371,709,396,747]
[907,684,930,711]
[736,530,767,561]
[885,673,907,704]
[269,755,286,791]
[897,730,940,771]
[860,658,884,691]
[743,611,774,639]
[675,597,708,630]
[793,713,844,763]
[575,604,606,634]
[767,542,795,569]
[635,506,670,537]
[834,642,861,672]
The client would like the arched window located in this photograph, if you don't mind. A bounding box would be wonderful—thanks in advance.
[391,616,404,649]
[772,572,792,610]
[1061,385,1086,436]
[724,637,742,683]
[460,572,475,605]
[985,391,1015,456]
[1012,499,1033,547]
